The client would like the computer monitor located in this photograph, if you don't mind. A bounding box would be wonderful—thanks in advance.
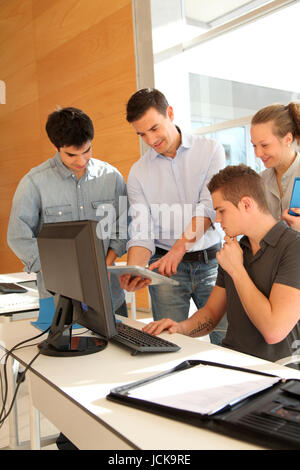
[37,220,118,357]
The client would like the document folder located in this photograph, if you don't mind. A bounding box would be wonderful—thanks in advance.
[107,360,300,450]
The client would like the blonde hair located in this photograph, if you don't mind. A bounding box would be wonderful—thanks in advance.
[251,102,300,144]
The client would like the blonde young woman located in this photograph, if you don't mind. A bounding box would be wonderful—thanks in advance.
[250,102,300,231]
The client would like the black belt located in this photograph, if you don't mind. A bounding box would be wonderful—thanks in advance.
[155,243,221,263]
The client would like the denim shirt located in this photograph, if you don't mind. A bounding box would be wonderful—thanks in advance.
[7,153,127,310]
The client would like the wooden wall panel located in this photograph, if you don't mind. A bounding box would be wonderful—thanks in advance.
[0,0,149,309]
[32,0,131,59]
[0,0,33,43]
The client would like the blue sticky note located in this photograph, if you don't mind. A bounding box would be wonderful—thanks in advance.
[31,297,82,331]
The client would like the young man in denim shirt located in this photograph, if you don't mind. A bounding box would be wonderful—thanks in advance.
[7,107,128,317]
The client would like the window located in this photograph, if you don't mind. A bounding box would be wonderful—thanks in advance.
[150,0,300,169]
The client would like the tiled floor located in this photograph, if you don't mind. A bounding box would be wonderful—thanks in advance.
[0,374,59,450]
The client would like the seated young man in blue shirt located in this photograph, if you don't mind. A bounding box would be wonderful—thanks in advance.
[143,164,300,366]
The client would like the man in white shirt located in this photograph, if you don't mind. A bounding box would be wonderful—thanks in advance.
[120,88,227,344]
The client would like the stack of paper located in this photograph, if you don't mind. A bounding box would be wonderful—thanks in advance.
[127,364,279,415]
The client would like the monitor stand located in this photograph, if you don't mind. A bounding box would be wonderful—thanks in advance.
[38,295,107,357]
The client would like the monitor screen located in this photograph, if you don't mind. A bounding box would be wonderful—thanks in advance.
[37,220,117,356]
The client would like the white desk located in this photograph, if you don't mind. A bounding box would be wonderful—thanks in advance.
[1,318,300,450]
[0,272,39,318]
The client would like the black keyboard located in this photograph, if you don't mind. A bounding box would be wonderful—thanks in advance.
[0,283,28,294]
[113,322,180,354]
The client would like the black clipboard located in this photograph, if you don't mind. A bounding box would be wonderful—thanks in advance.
[107,360,300,450]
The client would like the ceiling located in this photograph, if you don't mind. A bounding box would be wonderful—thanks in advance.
[151,0,273,29]
[186,0,258,21]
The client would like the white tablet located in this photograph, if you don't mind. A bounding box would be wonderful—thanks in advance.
[107,265,179,286]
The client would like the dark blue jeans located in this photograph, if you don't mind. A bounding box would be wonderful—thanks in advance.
[149,254,227,346]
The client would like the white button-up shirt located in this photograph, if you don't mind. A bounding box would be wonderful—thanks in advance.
[127,130,226,255]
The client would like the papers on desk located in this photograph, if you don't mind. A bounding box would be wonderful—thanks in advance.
[0,272,37,283]
[0,272,39,314]
[126,363,280,415]
[0,289,39,314]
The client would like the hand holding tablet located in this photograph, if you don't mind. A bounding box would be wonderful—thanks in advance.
[107,265,179,286]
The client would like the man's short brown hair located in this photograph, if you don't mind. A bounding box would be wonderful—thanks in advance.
[126,88,169,122]
[207,164,270,213]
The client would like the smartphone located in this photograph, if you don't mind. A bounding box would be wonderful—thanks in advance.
[288,177,300,216]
